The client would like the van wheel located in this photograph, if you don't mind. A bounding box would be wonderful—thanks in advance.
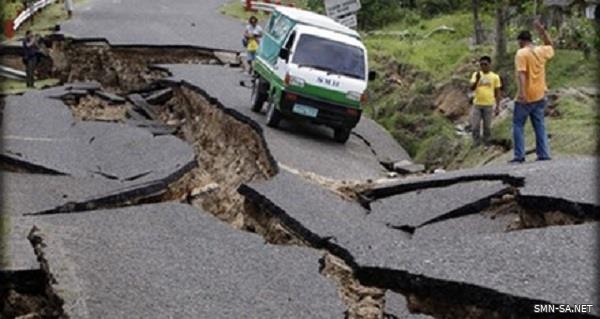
[266,100,281,128]
[334,127,351,143]
[251,78,268,112]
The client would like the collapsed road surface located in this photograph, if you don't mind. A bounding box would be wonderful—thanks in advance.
[1,0,599,318]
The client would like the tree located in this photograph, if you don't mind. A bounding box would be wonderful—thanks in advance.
[495,0,509,67]
[472,0,484,44]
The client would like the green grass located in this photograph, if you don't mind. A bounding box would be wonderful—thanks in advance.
[1,0,86,43]
[363,10,598,169]
[451,94,599,168]
[364,12,491,81]
[0,78,60,95]
[547,49,597,89]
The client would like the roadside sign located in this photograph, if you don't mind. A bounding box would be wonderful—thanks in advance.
[324,0,361,19]
[335,14,357,28]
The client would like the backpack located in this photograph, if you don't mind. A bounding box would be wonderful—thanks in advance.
[247,38,259,52]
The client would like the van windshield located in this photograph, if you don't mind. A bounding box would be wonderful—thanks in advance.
[291,34,365,80]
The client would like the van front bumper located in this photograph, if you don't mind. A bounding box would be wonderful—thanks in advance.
[279,92,362,129]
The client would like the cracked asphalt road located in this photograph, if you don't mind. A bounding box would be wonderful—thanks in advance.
[61,0,244,51]
[1,0,598,317]
[240,159,599,316]
[164,64,409,180]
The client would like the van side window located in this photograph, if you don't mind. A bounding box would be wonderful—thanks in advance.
[266,14,276,32]
[270,15,293,42]
[284,32,295,50]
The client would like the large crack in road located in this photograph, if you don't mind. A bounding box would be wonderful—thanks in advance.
[1,38,393,318]
[1,36,598,319]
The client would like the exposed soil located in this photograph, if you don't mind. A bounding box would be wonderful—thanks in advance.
[62,95,127,122]
[487,193,594,231]
[155,85,276,228]
[321,254,386,319]
[0,228,65,319]
[47,40,217,93]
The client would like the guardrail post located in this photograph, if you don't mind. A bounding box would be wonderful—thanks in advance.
[4,20,15,39]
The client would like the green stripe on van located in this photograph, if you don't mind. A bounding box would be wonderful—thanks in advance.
[253,59,361,108]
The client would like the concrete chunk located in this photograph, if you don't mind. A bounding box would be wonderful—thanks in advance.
[392,160,425,174]
[128,93,160,120]
[95,90,126,104]
[369,181,510,229]
[144,87,173,105]
[2,89,195,183]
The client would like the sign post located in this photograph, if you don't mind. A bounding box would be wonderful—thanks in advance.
[324,0,361,28]
[334,14,357,28]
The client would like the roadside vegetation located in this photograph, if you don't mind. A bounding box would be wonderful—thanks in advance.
[0,0,86,94]
[361,6,598,169]
[222,0,597,170]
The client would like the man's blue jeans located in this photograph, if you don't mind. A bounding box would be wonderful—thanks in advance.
[513,98,551,160]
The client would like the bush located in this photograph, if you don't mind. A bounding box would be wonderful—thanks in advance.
[0,0,25,21]
[356,0,404,30]
[416,0,464,17]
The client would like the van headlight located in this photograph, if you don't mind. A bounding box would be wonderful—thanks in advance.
[285,74,305,87]
[346,91,361,101]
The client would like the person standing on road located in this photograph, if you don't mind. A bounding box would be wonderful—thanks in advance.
[469,55,501,147]
[243,16,262,74]
[64,0,74,18]
[510,20,554,163]
[22,30,39,88]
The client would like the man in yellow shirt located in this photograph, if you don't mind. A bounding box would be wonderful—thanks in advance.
[470,56,501,146]
[511,20,554,163]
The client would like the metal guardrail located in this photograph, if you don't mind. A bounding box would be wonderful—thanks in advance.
[0,65,27,80]
[13,0,57,31]
[241,0,282,12]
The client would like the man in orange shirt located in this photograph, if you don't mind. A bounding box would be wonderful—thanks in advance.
[510,20,553,163]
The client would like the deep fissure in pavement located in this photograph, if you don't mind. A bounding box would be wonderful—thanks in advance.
[8,39,594,318]
[0,228,65,319]
[156,84,277,227]
[49,38,223,93]
[242,198,387,319]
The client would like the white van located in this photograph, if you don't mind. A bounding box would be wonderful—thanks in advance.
[251,6,374,143]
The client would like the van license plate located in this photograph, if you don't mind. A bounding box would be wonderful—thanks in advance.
[293,104,318,118]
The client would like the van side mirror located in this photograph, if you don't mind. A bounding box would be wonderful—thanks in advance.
[279,48,290,61]
[368,71,377,81]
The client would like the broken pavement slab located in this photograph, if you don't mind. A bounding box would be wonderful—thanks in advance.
[238,170,413,264]
[359,223,599,318]
[127,93,160,121]
[66,81,102,92]
[94,90,126,104]
[126,119,177,136]
[143,87,173,105]
[0,217,38,271]
[1,171,187,216]
[390,160,425,174]
[365,157,598,216]
[412,209,517,240]
[32,203,345,318]
[368,181,511,230]
[2,88,195,183]
[213,51,241,66]
[240,169,599,318]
